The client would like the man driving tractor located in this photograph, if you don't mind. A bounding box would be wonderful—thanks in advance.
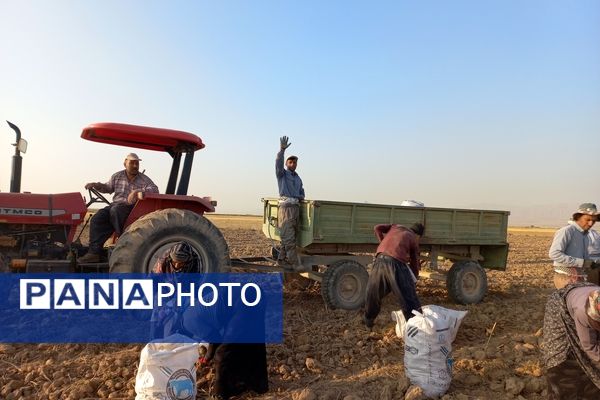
[78,152,159,263]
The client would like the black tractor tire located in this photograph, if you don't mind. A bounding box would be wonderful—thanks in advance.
[321,260,369,310]
[0,254,11,307]
[446,260,488,304]
[109,208,230,273]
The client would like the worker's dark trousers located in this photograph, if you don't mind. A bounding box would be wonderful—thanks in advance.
[364,255,421,324]
[88,203,133,254]
[546,357,600,399]
[277,203,299,264]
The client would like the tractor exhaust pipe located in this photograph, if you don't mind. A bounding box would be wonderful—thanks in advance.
[7,121,24,193]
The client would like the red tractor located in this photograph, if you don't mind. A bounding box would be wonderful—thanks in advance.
[0,121,230,273]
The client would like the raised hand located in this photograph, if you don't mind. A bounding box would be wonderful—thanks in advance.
[280,136,291,150]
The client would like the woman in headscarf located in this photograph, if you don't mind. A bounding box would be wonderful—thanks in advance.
[153,241,202,274]
[150,241,201,339]
[154,241,269,400]
[543,282,600,399]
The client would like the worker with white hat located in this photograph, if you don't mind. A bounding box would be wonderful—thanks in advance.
[549,203,600,289]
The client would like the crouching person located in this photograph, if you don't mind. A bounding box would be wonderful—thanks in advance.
[184,287,269,400]
[150,241,201,339]
[543,283,600,399]
[153,241,269,400]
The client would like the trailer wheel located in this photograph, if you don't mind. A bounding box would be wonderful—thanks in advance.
[109,208,230,273]
[321,260,368,310]
[446,261,487,304]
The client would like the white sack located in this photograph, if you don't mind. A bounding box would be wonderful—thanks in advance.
[135,334,202,400]
[392,305,467,398]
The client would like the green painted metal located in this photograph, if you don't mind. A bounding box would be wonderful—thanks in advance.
[262,198,510,270]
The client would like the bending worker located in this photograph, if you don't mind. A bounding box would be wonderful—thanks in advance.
[154,241,270,400]
[543,282,600,398]
[364,222,425,327]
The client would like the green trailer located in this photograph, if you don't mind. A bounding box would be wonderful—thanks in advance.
[258,198,509,310]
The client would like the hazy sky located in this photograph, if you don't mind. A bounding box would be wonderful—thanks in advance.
[1,1,598,224]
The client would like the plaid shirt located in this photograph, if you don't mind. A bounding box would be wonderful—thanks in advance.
[102,170,159,204]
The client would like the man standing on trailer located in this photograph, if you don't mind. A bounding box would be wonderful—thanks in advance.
[78,153,159,263]
[275,136,305,271]
[363,222,425,328]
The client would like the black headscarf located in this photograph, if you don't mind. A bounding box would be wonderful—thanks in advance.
[153,241,202,274]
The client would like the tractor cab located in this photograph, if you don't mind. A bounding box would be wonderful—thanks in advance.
[81,122,205,196]
[81,123,216,232]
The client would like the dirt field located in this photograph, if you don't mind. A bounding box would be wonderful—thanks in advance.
[0,216,558,399]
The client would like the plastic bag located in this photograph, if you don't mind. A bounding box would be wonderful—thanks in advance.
[392,305,467,398]
[135,334,202,400]
[400,200,425,207]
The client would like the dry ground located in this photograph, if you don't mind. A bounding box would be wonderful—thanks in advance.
[0,216,558,399]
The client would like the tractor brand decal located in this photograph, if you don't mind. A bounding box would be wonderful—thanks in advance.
[0,208,66,217]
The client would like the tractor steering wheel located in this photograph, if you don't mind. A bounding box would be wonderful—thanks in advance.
[86,187,111,207]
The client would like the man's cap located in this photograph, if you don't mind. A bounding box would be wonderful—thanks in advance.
[286,155,298,161]
[586,290,600,322]
[573,203,598,218]
[125,153,141,161]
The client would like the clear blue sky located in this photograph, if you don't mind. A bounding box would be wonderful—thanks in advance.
[1,1,598,225]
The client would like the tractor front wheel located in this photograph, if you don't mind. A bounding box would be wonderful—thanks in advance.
[109,208,230,273]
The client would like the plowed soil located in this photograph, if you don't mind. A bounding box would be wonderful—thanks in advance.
[0,216,558,399]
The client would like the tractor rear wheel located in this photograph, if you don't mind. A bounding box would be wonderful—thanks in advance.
[321,260,369,310]
[109,208,230,273]
[0,254,11,307]
[446,260,487,304]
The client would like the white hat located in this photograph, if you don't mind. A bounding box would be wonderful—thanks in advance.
[573,203,598,219]
[125,153,141,161]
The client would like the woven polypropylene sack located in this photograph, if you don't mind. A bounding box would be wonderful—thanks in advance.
[135,334,200,400]
[397,305,467,398]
